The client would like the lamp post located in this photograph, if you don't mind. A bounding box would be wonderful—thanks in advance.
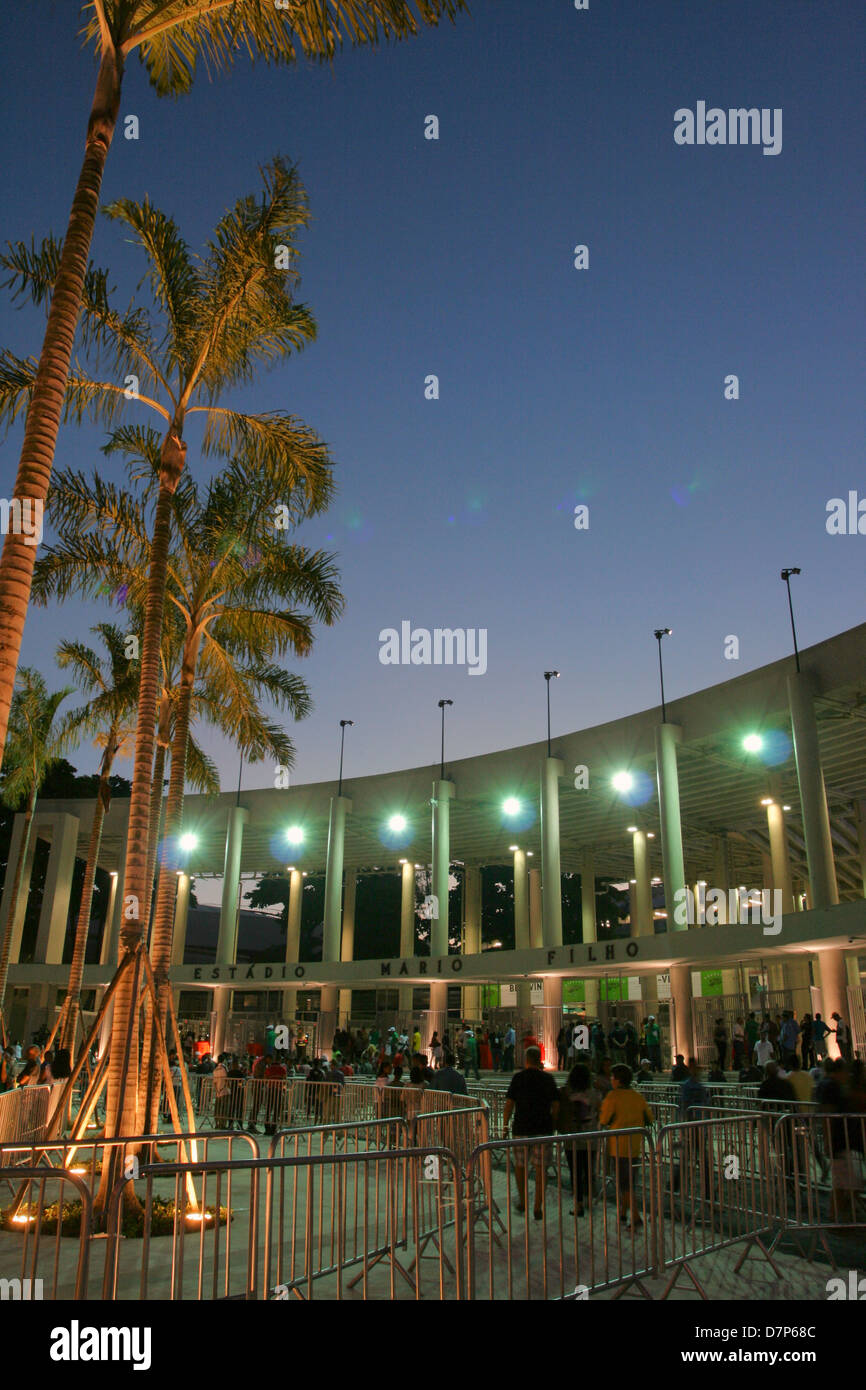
[543,671,560,758]
[653,628,672,723]
[338,719,354,796]
[437,699,453,780]
[781,568,802,673]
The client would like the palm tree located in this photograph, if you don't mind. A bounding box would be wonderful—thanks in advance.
[0,671,73,1017]
[2,162,336,1137]
[34,442,343,1125]
[0,0,466,764]
[52,625,139,1054]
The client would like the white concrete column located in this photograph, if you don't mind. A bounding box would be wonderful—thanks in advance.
[216,807,249,964]
[513,850,529,949]
[99,870,120,964]
[100,829,128,967]
[0,813,37,967]
[655,723,687,932]
[787,672,838,910]
[632,830,653,937]
[816,949,847,1059]
[35,813,80,963]
[540,757,564,949]
[398,861,415,1012]
[339,868,357,1021]
[528,866,542,949]
[170,872,191,967]
[462,864,482,1021]
[323,796,352,964]
[283,868,303,1019]
[318,987,338,1060]
[766,801,795,915]
[541,976,562,1071]
[429,780,455,1022]
[670,963,694,1062]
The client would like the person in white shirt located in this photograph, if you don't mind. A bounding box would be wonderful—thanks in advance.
[754,1037,774,1069]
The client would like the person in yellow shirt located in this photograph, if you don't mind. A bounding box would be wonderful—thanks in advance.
[598,1064,654,1225]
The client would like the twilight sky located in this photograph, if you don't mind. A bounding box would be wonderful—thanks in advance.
[0,0,863,796]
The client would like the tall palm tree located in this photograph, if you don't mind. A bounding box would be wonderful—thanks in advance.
[53,625,139,1054]
[2,163,336,1137]
[34,443,343,1125]
[0,671,72,1016]
[0,0,466,764]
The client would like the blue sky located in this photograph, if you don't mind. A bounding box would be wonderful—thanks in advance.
[0,0,862,794]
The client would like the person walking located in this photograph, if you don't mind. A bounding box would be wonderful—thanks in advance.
[800,1014,815,1069]
[431,1051,468,1096]
[556,1062,600,1216]
[598,1065,654,1226]
[463,1026,481,1081]
[503,1046,559,1219]
[490,1028,502,1073]
[645,1016,662,1073]
[812,1013,831,1061]
[502,1024,516,1074]
[430,1031,443,1069]
[745,1011,760,1060]
[831,1013,852,1063]
[556,1025,569,1072]
[713,1018,728,1072]
[732,1018,745,1071]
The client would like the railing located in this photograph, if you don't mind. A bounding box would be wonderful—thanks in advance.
[196,1076,480,1132]
[0,1167,92,1300]
[0,1086,52,1146]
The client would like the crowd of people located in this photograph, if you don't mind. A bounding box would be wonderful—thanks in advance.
[707,1009,852,1073]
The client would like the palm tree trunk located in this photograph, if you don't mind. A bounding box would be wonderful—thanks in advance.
[104,434,186,1140]
[0,45,123,764]
[144,636,199,1133]
[145,704,170,918]
[0,789,36,1012]
[60,738,117,1053]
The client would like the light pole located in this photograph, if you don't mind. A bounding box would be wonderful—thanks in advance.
[781,568,802,673]
[437,699,453,780]
[653,628,672,723]
[543,671,560,757]
[338,719,354,796]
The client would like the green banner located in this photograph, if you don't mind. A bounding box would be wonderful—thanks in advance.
[562,979,586,1004]
[701,969,723,998]
[599,978,625,1002]
[481,984,501,1008]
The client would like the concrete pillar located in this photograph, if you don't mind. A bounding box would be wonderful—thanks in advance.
[540,976,562,1071]
[540,757,564,949]
[99,870,120,964]
[462,865,481,1019]
[514,849,532,1013]
[318,986,338,1060]
[398,861,415,1012]
[766,802,795,915]
[787,672,838,910]
[670,963,694,1061]
[632,830,653,937]
[213,989,230,1060]
[323,796,352,964]
[815,949,847,1059]
[100,830,128,967]
[34,813,80,963]
[430,780,455,959]
[655,723,687,931]
[170,872,191,967]
[429,780,455,1025]
[580,851,597,1010]
[339,868,357,1022]
[282,869,303,1018]
[528,867,542,950]
[216,807,248,964]
[0,813,37,967]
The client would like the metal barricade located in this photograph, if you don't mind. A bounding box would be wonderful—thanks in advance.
[0,1167,91,1299]
[465,1127,658,1300]
[0,1086,52,1146]
[100,1146,464,1300]
[771,1112,866,1264]
[653,1113,782,1296]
